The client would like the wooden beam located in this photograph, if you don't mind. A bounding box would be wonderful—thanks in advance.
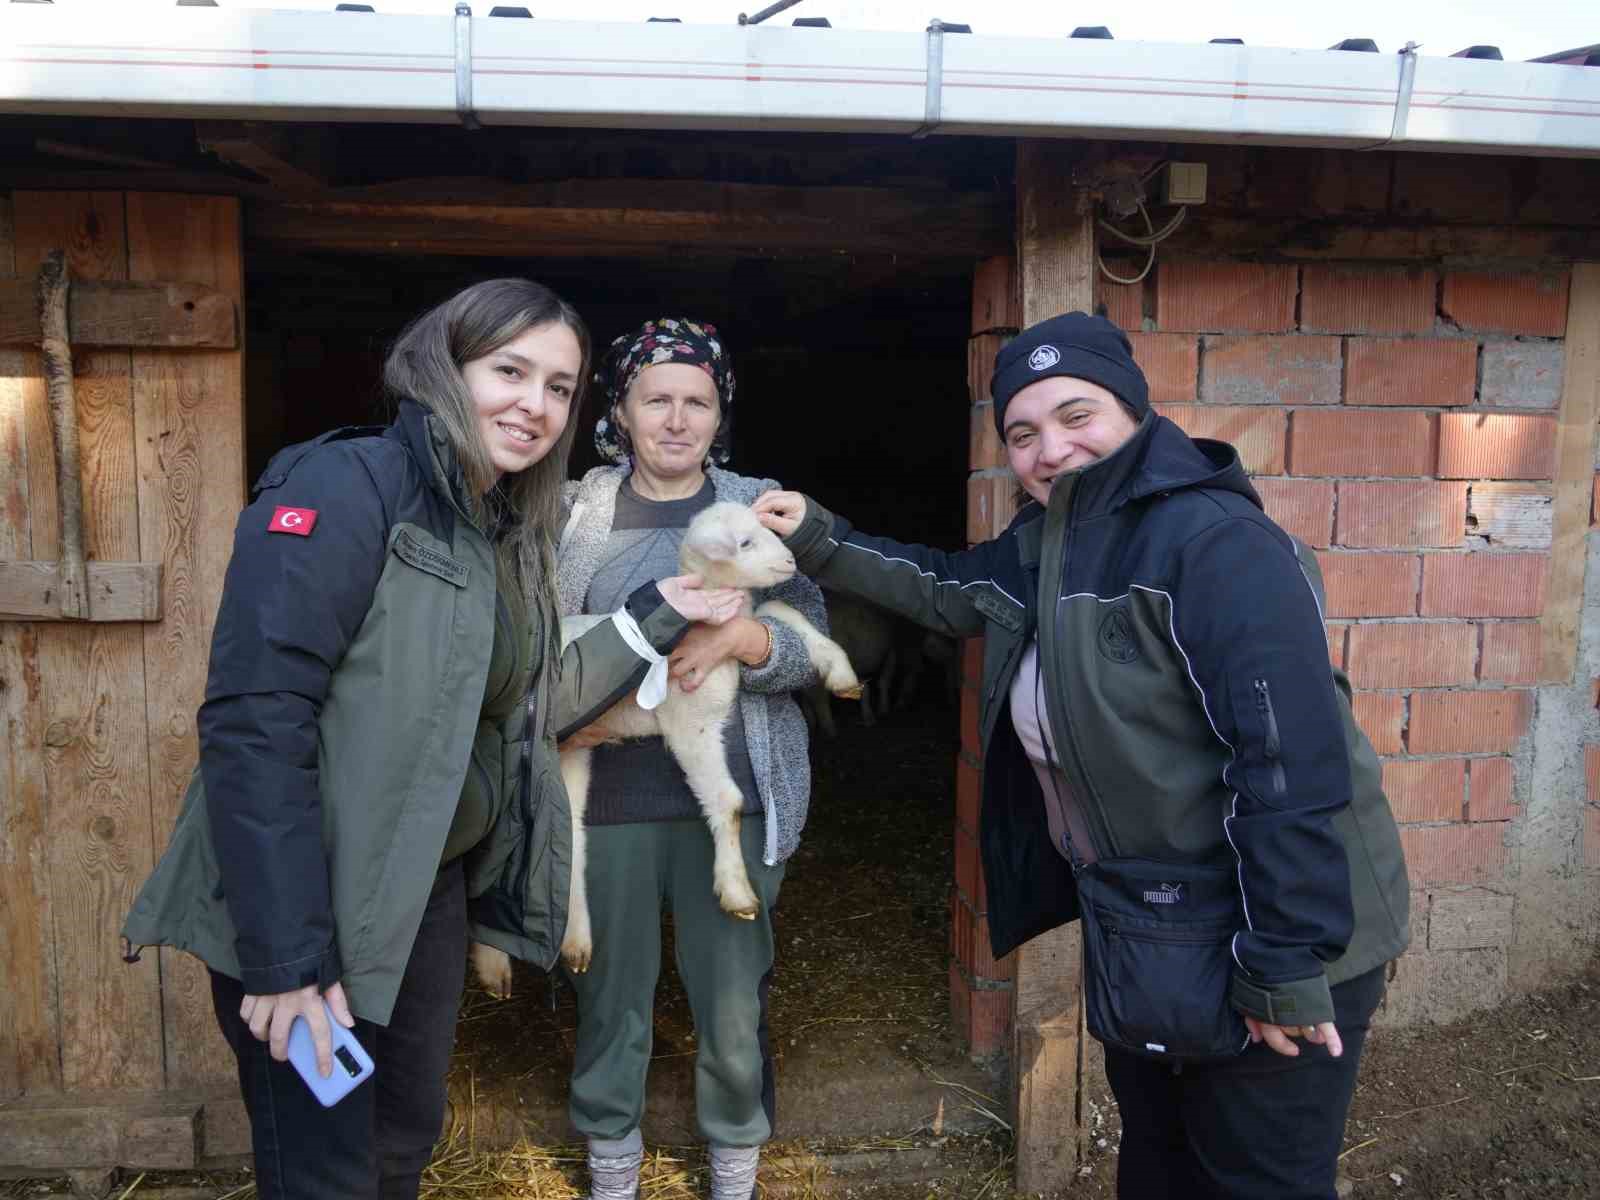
[0,1091,200,1171]
[0,277,237,349]
[1011,139,1094,1197]
[247,178,1008,260]
[0,561,162,623]
[1540,263,1600,683]
[196,122,331,193]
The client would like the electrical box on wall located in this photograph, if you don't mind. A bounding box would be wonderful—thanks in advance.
[1159,162,1208,205]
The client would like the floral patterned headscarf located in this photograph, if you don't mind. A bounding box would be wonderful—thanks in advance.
[592,317,736,467]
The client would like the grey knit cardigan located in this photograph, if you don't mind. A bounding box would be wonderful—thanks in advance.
[556,465,824,865]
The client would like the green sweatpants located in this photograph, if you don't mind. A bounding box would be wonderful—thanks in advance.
[567,816,785,1147]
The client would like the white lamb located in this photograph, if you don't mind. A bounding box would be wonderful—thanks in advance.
[473,502,859,995]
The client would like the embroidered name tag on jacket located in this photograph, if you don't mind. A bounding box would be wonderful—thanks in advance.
[970,588,1024,632]
[393,528,469,587]
[269,506,318,536]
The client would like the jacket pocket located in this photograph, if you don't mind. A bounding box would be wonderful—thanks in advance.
[1078,857,1249,1064]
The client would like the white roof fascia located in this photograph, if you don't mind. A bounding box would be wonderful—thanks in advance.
[1,6,1597,157]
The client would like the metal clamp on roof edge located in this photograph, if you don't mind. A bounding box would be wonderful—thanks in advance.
[1359,40,1418,150]
[455,2,481,130]
[911,18,945,140]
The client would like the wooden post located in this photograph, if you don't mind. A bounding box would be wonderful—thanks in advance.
[37,251,88,619]
[1012,139,1097,1195]
[1538,263,1600,683]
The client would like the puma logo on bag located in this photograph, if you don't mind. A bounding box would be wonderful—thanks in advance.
[1143,882,1184,905]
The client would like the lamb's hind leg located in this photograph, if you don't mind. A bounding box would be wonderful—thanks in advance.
[755,599,862,698]
[658,707,760,920]
[558,745,594,973]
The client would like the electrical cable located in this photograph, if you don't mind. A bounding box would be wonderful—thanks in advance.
[1096,199,1188,286]
[1098,204,1187,247]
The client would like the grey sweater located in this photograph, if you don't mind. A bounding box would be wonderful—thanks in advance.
[557,466,825,865]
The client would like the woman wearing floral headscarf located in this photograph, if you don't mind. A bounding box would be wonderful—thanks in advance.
[552,319,828,1200]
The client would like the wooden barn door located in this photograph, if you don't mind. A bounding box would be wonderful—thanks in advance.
[1,191,244,1131]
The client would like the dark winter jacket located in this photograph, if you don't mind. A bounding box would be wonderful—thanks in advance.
[123,400,683,1025]
[783,414,1410,1027]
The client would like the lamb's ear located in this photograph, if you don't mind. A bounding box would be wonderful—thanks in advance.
[686,524,740,563]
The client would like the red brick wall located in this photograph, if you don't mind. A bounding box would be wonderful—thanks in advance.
[952,258,1020,1058]
[1129,259,1570,1018]
[959,252,1573,1054]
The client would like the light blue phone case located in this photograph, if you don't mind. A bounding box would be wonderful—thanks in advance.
[286,1000,374,1107]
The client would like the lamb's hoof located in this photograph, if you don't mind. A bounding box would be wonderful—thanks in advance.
[836,683,864,701]
[561,938,593,975]
[471,942,513,1000]
[718,883,762,921]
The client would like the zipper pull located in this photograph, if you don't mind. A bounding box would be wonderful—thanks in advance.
[1253,679,1282,759]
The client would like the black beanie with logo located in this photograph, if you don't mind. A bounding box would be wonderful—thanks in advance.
[990,312,1150,436]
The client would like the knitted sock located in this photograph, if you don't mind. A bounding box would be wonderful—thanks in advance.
[587,1130,643,1200]
[708,1145,761,1200]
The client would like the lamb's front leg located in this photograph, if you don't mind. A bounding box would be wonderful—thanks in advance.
[755,599,861,698]
[658,700,760,920]
[558,745,595,973]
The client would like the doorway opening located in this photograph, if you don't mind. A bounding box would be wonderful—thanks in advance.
[243,238,989,1141]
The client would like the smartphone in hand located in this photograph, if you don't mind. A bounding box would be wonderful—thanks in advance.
[286,999,374,1107]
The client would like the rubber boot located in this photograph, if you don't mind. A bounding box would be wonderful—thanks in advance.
[587,1130,643,1200]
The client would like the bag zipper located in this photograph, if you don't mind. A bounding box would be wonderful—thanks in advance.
[1105,922,1230,944]
[1252,678,1287,796]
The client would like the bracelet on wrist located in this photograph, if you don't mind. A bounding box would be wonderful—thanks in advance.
[750,619,774,667]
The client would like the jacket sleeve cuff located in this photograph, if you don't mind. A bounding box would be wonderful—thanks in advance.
[237,944,342,997]
[1230,970,1336,1027]
[625,581,690,653]
[784,496,843,574]
[739,617,815,694]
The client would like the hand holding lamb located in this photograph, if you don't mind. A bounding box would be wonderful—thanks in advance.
[471,502,859,996]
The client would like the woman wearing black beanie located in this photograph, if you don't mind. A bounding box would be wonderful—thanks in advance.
[753,311,1410,1200]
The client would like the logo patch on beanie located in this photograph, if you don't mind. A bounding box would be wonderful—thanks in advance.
[1028,345,1061,371]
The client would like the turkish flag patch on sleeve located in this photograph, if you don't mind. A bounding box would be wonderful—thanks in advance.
[269,506,318,536]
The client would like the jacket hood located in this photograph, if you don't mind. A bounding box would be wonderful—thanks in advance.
[1008,413,1262,530]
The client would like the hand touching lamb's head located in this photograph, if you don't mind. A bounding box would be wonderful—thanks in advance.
[680,502,798,589]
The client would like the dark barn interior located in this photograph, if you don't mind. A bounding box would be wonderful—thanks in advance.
[1,113,1012,1140]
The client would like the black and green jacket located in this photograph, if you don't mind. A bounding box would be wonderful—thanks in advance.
[123,400,681,1026]
[784,414,1410,1027]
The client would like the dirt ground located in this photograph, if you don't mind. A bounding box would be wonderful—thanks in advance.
[8,689,1600,1198]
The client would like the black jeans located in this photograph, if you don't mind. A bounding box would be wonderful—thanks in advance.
[209,860,467,1200]
[1105,964,1386,1200]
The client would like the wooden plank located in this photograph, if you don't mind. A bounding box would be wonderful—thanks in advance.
[0,278,238,350]
[0,623,60,1101]
[1540,263,1600,683]
[1466,483,1554,549]
[0,561,162,622]
[1010,140,1095,1197]
[0,191,62,1102]
[0,1091,200,1171]
[247,179,1008,260]
[196,122,331,193]
[0,190,25,560]
[12,190,164,1095]
[127,192,244,1091]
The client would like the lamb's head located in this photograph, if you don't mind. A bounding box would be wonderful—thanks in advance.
[679,502,797,589]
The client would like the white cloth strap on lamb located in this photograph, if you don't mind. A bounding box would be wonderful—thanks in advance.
[610,608,670,711]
